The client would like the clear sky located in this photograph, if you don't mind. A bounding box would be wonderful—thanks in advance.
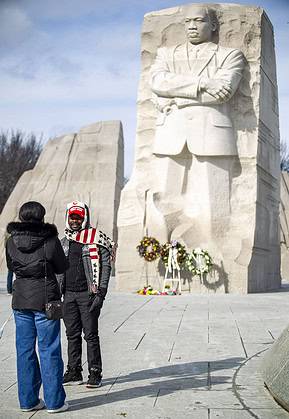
[0,0,288,177]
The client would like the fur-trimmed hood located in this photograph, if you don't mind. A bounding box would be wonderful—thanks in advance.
[7,221,58,252]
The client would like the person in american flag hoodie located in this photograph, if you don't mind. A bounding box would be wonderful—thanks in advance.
[59,200,115,388]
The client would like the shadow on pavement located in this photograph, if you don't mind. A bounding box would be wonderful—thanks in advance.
[69,357,245,411]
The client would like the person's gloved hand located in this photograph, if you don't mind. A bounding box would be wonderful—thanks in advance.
[89,289,106,313]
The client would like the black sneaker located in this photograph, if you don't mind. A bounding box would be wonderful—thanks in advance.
[63,366,83,386]
[86,369,102,388]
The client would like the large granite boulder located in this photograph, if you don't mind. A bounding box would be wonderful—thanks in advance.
[263,324,289,412]
[0,120,124,271]
[116,3,280,293]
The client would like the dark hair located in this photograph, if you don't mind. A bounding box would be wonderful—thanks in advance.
[19,201,46,223]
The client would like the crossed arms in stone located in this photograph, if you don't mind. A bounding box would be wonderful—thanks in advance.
[150,46,245,110]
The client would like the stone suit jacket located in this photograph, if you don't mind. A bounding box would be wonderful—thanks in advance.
[150,42,245,156]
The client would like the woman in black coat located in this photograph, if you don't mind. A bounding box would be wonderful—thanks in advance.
[6,201,69,414]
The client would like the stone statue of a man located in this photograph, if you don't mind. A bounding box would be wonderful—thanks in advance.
[149,5,245,241]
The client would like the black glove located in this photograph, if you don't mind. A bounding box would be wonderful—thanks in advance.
[89,289,106,313]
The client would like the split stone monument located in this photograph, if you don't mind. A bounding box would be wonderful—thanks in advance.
[0,120,124,272]
[116,3,280,293]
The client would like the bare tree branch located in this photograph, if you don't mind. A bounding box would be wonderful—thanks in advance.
[0,130,43,213]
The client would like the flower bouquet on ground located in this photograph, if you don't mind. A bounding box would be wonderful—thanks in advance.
[161,285,178,296]
[137,285,177,296]
[137,285,160,295]
[136,236,161,262]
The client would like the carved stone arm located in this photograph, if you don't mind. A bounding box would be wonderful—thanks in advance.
[150,47,245,106]
[150,47,201,99]
[199,49,245,104]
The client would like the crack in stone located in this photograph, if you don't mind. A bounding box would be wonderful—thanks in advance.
[113,298,153,333]
[50,133,77,208]
[134,332,146,350]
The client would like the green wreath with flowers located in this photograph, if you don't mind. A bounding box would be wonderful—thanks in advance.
[160,242,187,267]
[186,248,213,276]
[136,236,161,262]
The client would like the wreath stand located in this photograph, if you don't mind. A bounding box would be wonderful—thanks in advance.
[162,267,182,294]
[162,246,182,294]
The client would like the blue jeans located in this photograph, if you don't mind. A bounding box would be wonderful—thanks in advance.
[14,310,66,410]
[7,270,13,294]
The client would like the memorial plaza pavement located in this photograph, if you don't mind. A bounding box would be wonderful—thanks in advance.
[1,274,289,419]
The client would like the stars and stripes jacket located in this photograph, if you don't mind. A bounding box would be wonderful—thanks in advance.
[58,237,111,297]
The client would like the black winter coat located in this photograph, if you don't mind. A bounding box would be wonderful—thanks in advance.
[6,221,68,311]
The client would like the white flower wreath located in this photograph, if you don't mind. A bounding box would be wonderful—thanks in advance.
[186,248,213,276]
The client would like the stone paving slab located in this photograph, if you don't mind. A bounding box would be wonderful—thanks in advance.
[1,276,289,418]
[210,409,289,419]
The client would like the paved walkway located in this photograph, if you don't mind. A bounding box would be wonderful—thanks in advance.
[1,275,289,418]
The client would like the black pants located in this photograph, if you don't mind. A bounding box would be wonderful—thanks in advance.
[63,290,102,372]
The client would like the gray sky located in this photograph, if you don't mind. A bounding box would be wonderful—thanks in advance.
[0,0,288,177]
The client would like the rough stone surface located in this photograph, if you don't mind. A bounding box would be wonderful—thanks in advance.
[263,322,289,413]
[0,120,124,271]
[280,172,289,280]
[116,3,280,293]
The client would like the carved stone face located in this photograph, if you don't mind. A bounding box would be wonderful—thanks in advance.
[184,7,216,45]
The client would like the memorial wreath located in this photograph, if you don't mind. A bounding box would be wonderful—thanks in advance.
[136,236,161,262]
[186,248,213,276]
[160,242,187,267]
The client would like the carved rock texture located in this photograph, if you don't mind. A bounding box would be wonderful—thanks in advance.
[280,172,289,280]
[263,324,289,413]
[0,121,124,271]
[116,3,280,293]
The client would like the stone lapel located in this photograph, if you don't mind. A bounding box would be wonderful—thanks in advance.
[173,42,218,76]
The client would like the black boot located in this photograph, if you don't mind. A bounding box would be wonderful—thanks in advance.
[86,368,102,388]
[63,365,83,386]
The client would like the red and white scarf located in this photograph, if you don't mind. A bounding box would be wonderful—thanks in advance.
[64,227,116,291]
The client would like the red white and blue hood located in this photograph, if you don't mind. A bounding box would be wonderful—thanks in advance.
[65,200,90,231]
